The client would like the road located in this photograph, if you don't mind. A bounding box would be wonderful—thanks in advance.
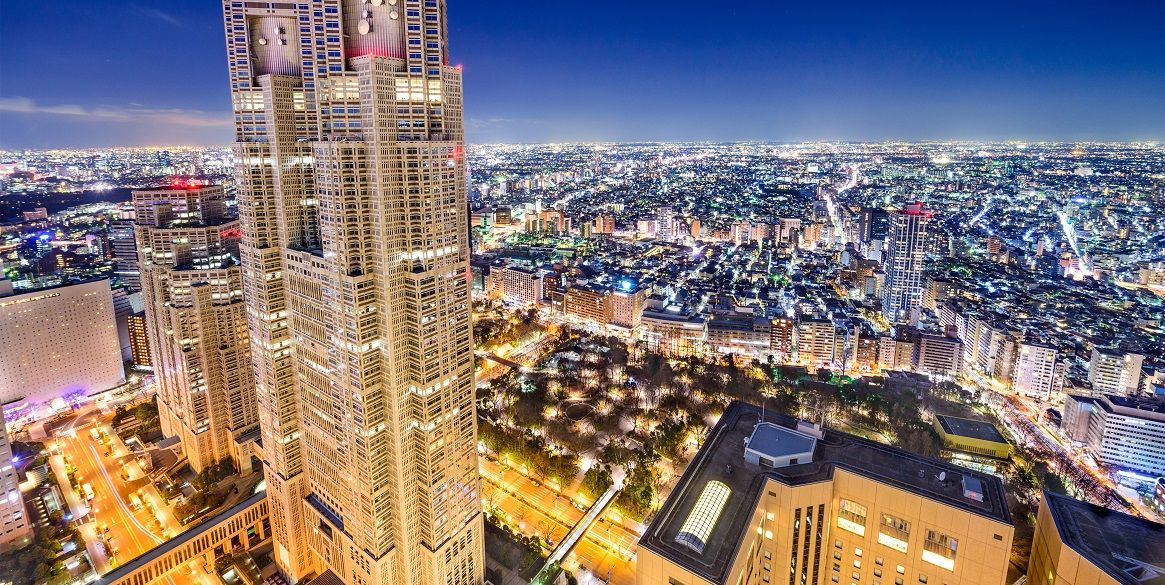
[481,458,639,585]
[53,416,184,576]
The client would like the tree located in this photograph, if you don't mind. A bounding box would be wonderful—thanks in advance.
[580,465,613,500]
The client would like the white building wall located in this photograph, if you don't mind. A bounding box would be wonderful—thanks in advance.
[0,279,124,409]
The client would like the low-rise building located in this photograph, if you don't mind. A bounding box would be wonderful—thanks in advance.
[934,415,1012,459]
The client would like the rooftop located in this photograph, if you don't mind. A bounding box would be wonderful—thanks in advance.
[641,402,1011,585]
[1043,490,1165,585]
[936,415,1009,444]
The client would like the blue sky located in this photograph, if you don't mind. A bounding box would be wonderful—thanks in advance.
[0,0,1162,148]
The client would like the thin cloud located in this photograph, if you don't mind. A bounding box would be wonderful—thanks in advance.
[0,97,230,128]
[139,7,182,27]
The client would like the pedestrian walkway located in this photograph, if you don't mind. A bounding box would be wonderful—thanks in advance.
[531,483,619,585]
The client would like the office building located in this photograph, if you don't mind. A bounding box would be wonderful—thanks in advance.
[611,284,646,331]
[0,279,124,409]
[881,203,931,324]
[1089,348,1145,396]
[0,409,31,552]
[135,184,257,473]
[1084,394,1165,476]
[916,333,962,378]
[110,217,142,293]
[1028,491,1165,585]
[1013,342,1061,400]
[1060,395,1097,444]
[707,313,771,358]
[878,326,917,372]
[489,265,544,306]
[797,317,842,369]
[639,401,1014,585]
[770,316,795,361]
[128,310,152,369]
[221,0,483,582]
[566,284,613,325]
[641,307,707,357]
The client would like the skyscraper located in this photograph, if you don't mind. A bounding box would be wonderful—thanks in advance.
[882,202,932,324]
[221,1,482,583]
[134,184,257,473]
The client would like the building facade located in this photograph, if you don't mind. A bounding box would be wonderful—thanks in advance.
[0,279,124,409]
[610,285,646,331]
[1085,394,1165,476]
[135,184,257,474]
[0,409,31,552]
[1013,342,1061,400]
[881,203,931,324]
[1028,491,1164,585]
[1088,348,1144,396]
[639,402,1014,585]
[221,0,483,582]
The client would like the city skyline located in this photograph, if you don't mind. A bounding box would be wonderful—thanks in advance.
[0,0,1163,148]
[2,1,1165,585]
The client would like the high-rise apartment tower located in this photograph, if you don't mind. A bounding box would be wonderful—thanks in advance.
[134,184,257,473]
[220,1,482,583]
[882,203,932,324]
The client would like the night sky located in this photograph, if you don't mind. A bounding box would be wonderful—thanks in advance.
[1,0,1162,148]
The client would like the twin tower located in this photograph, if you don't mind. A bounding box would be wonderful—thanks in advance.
[220,1,480,583]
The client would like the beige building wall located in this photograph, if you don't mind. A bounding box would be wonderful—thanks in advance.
[1027,498,1120,585]
[640,469,1014,585]
[222,1,483,584]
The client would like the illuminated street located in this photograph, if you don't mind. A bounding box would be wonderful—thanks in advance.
[481,457,640,585]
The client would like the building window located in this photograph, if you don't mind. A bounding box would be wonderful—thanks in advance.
[922,530,958,571]
[838,499,867,536]
[878,513,911,553]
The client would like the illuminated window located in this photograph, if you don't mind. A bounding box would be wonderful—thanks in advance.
[675,481,732,554]
[921,530,958,571]
[837,499,867,536]
[878,514,911,553]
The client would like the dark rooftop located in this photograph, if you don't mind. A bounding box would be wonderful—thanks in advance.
[640,401,1012,585]
[936,414,1009,444]
[1043,491,1165,585]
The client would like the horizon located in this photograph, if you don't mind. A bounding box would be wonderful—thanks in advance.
[2,139,1163,153]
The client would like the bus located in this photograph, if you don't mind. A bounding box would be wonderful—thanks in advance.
[128,493,142,510]
[82,483,95,501]
[89,428,100,442]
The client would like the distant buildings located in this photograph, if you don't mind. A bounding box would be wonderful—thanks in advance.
[881,203,932,324]
[1013,342,1063,400]
[1089,348,1145,396]
[0,279,124,409]
[0,409,31,552]
[487,265,544,306]
[134,184,255,473]
[1064,393,1165,476]
[639,401,1014,585]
